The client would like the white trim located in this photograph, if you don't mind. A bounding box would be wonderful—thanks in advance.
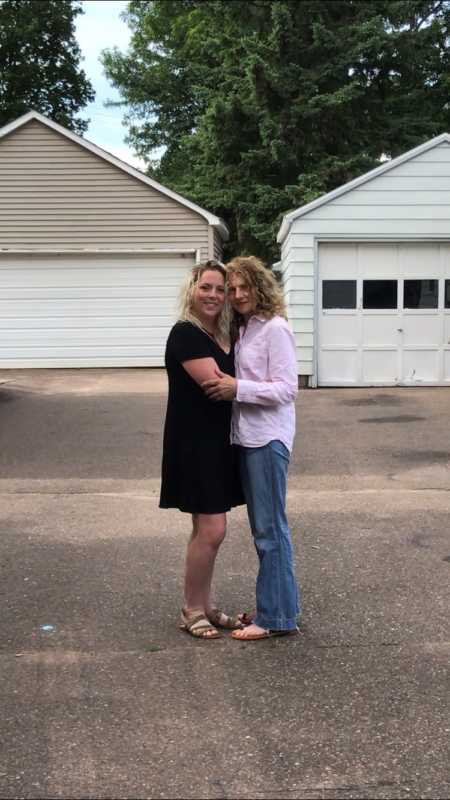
[277,133,450,244]
[0,248,197,256]
[315,234,450,245]
[311,237,320,388]
[0,111,229,241]
[314,234,450,242]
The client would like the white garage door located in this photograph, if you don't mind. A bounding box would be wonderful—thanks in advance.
[318,242,450,386]
[0,252,196,368]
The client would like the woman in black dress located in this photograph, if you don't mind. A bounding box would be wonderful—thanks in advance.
[160,261,244,639]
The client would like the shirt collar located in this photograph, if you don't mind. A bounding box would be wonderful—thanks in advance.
[239,314,266,333]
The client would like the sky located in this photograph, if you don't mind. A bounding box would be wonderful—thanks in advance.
[74,0,147,170]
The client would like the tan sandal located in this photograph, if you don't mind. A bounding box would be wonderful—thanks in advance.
[231,625,299,641]
[179,609,221,639]
[208,608,243,630]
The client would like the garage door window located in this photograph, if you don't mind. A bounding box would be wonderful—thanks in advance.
[445,280,450,309]
[363,280,397,309]
[404,279,438,309]
[322,280,356,309]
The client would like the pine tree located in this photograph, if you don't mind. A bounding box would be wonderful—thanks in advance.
[103,0,450,259]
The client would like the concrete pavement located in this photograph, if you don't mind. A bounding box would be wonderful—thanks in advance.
[0,370,449,799]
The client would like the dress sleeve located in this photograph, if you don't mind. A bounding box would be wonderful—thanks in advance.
[168,322,211,363]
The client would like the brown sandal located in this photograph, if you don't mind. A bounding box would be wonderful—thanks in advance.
[179,609,221,639]
[238,611,256,626]
[208,608,243,630]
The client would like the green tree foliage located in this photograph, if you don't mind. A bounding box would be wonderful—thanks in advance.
[103,0,450,260]
[0,0,94,134]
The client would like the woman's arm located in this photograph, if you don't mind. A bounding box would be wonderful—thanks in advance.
[203,324,297,405]
[182,357,221,387]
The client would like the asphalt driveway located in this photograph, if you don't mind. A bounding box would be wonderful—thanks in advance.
[0,369,449,799]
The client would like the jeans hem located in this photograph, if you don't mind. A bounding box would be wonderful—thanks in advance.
[254,614,300,631]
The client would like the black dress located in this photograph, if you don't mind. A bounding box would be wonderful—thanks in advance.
[159,321,244,514]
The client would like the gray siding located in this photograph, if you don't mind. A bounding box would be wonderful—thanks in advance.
[0,120,210,258]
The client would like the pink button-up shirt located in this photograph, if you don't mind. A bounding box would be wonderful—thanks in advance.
[231,315,298,453]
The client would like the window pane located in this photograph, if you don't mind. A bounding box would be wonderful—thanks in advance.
[363,280,397,309]
[404,279,438,309]
[445,280,450,309]
[322,280,356,309]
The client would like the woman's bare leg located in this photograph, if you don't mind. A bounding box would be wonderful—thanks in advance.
[184,512,226,615]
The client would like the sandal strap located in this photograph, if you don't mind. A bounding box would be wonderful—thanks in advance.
[182,611,219,637]
[239,612,255,626]
[209,608,242,629]
[189,617,214,633]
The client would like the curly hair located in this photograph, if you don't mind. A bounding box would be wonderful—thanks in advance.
[177,260,231,347]
[226,256,287,320]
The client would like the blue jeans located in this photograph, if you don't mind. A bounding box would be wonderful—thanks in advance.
[239,440,301,631]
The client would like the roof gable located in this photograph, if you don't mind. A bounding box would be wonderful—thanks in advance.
[277,133,450,243]
[0,111,228,240]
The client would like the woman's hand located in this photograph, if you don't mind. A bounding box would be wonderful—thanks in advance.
[202,370,237,401]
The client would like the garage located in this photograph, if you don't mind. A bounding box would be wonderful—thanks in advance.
[277,133,450,387]
[0,252,196,368]
[0,111,227,368]
[318,242,450,386]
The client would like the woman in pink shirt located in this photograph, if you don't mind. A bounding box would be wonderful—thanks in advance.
[203,256,301,640]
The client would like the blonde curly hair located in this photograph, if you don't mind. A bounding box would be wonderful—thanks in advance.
[226,256,287,320]
[177,260,231,347]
